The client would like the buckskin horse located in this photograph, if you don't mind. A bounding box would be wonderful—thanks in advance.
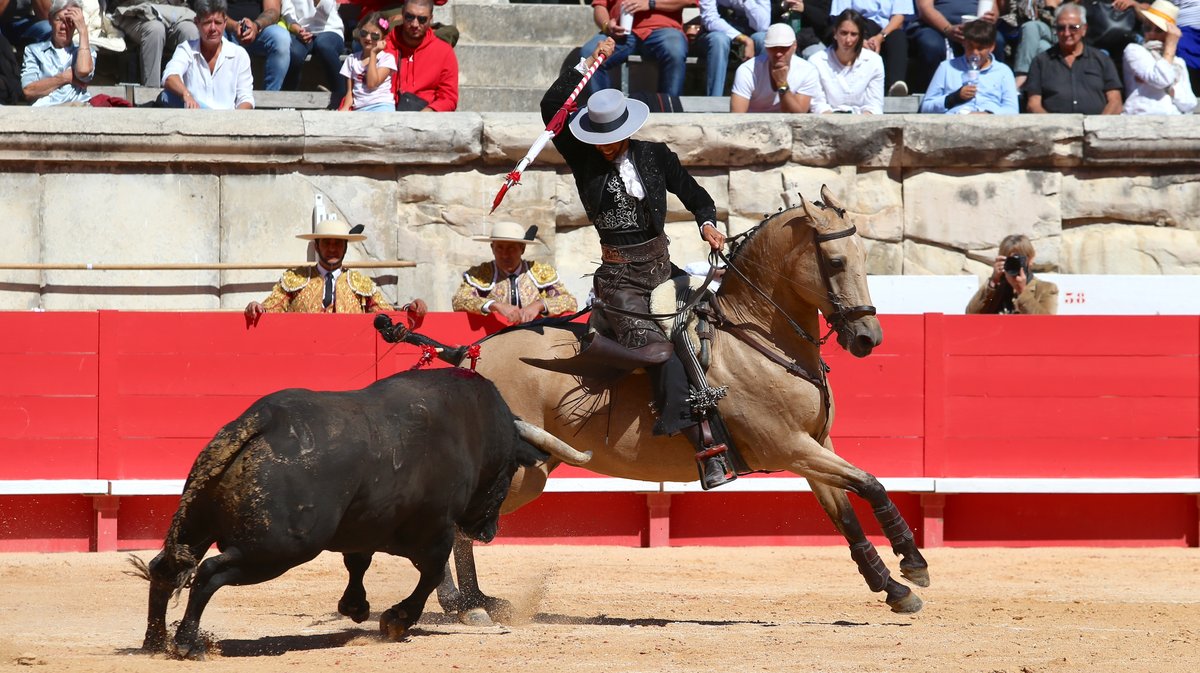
[373,186,930,624]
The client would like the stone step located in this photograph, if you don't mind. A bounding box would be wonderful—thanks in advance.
[454,1,594,47]
[458,86,545,112]
[456,44,578,88]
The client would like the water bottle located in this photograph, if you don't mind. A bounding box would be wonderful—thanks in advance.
[965,54,981,86]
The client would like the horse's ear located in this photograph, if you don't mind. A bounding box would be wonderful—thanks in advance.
[798,193,817,222]
[819,184,845,213]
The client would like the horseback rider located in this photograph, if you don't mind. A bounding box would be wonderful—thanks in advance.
[541,37,735,489]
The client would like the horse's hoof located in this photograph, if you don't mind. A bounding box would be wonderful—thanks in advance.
[483,596,514,623]
[459,607,494,627]
[887,591,924,614]
[338,597,371,623]
[380,609,412,641]
[900,565,930,588]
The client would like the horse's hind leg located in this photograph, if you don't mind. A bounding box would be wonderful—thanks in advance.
[338,552,373,623]
[809,481,923,614]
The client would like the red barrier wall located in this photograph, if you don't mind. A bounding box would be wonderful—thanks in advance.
[1,311,1197,551]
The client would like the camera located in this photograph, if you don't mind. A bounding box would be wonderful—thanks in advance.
[1003,254,1027,276]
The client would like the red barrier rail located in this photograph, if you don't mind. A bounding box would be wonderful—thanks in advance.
[1,311,1197,551]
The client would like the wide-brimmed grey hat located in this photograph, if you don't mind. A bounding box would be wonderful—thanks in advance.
[472,221,541,244]
[569,88,649,145]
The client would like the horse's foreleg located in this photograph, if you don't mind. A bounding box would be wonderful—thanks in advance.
[808,481,922,614]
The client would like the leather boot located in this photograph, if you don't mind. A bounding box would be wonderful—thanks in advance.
[682,423,737,490]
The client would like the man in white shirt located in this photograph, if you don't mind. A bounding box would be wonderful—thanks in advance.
[730,22,824,112]
[698,0,770,96]
[160,0,254,109]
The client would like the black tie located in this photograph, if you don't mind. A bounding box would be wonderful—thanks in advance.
[508,273,520,309]
[323,272,335,309]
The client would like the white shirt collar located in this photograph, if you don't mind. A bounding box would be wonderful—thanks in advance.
[614,149,646,200]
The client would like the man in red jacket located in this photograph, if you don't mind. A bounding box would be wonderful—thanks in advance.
[385,0,458,111]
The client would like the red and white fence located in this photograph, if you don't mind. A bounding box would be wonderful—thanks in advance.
[1,311,1197,552]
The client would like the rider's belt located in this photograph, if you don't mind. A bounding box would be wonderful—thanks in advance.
[601,235,668,264]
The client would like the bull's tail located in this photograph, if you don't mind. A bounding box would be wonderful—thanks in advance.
[162,407,271,553]
[127,550,198,602]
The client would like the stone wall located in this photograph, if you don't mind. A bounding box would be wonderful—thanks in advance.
[1,108,1197,311]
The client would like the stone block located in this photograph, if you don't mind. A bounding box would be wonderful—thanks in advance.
[0,108,305,165]
[0,172,43,310]
[790,116,900,168]
[728,166,844,221]
[455,2,592,46]
[1060,224,1200,274]
[1084,116,1200,166]
[41,173,221,310]
[904,170,1061,251]
[844,168,904,242]
[1062,171,1200,230]
[901,115,1083,168]
[301,111,483,165]
[666,170,728,224]
[863,239,903,275]
[640,115,792,167]
[902,239,980,276]
[219,173,406,310]
[457,45,576,88]
[480,113,567,166]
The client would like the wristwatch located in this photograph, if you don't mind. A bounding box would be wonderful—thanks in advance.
[776,85,789,95]
[649,0,656,9]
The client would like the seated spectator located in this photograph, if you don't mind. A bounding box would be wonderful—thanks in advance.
[579,0,689,97]
[385,0,457,110]
[831,0,912,96]
[1,0,52,50]
[109,0,198,87]
[808,9,885,113]
[19,0,93,106]
[245,215,428,321]
[730,22,825,111]
[282,0,345,107]
[352,0,458,47]
[1023,2,1123,113]
[920,19,1018,113]
[698,0,770,96]
[338,11,396,111]
[966,234,1058,315]
[1012,0,1060,89]
[451,222,578,325]
[160,0,254,109]
[224,0,289,90]
[909,0,1006,94]
[1123,0,1196,114]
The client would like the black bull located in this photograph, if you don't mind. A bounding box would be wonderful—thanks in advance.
[137,368,589,657]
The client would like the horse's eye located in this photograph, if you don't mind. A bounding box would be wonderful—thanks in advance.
[829,257,846,270]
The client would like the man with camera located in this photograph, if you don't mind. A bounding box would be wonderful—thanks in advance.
[966,233,1059,314]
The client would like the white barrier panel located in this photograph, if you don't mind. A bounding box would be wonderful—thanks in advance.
[867,275,1200,315]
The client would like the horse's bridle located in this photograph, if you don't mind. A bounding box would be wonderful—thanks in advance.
[719,203,877,349]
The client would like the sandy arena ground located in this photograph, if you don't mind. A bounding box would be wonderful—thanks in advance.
[0,546,1197,673]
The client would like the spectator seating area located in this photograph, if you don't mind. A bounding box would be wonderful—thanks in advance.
[2,0,1196,113]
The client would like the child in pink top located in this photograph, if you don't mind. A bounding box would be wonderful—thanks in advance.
[338,13,398,112]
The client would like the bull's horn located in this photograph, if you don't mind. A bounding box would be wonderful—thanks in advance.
[514,421,592,465]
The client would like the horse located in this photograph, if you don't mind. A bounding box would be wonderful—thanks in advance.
[364,186,929,627]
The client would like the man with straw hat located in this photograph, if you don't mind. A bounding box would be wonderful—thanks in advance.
[451,221,578,325]
[244,216,427,322]
[540,37,738,490]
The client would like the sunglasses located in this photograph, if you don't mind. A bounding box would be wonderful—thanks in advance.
[1055,23,1082,32]
[403,12,430,25]
[356,29,383,39]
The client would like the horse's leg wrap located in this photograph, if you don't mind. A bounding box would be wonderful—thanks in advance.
[873,501,915,551]
[849,541,890,592]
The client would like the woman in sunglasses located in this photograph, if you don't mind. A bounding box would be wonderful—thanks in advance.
[338,13,398,111]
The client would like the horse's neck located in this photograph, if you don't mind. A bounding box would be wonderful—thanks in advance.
[718,250,824,372]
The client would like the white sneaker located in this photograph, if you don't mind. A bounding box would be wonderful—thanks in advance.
[888,80,909,97]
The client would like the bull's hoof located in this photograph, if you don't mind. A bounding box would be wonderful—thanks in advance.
[172,642,207,661]
[900,565,931,588]
[141,630,168,653]
[483,596,514,623]
[338,596,371,623]
[459,607,493,627]
[380,608,413,641]
[886,590,924,614]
